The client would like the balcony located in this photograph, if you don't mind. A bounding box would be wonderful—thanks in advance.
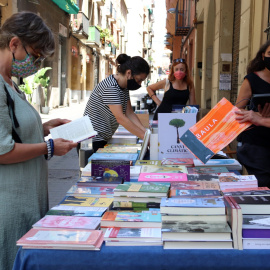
[95,0,105,7]
[70,12,89,39]
[86,26,100,48]
[105,43,112,56]
[106,1,113,18]
[175,10,190,36]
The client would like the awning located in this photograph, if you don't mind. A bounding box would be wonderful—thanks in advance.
[51,0,79,14]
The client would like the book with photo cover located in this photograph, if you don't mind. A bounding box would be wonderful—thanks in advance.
[187,174,219,182]
[170,180,220,190]
[66,185,115,198]
[187,166,229,174]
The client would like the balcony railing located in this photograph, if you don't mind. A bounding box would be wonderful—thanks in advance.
[86,26,100,48]
[175,9,190,36]
[70,11,89,39]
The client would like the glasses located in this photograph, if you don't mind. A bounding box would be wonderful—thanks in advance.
[24,46,46,65]
[173,58,185,63]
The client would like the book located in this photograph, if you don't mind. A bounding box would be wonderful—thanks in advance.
[81,163,92,176]
[105,240,163,247]
[96,147,138,153]
[46,205,107,217]
[108,134,137,144]
[60,196,113,209]
[242,238,270,249]
[113,196,162,204]
[135,160,162,166]
[163,241,233,249]
[161,158,194,167]
[130,166,142,178]
[88,153,138,166]
[32,215,101,230]
[222,187,270,196]
[66,185,115,198]
[141,165,188,174]
[113,201,160,209]
[231,196,270,214]
[170,180,220,190]
[114,182,169,198]
[104,143,142,151]
[104,227,161,242]
[77,176,124,186]
[17,228,103,250]
[160,197,225,215]
[223,196,243,249]
[158,113,197,159]
[193,159,242,170]
[161,214,227,223]
[138,128,151,160]
[100,211,162,228]
[91,159,130,182]
[187,166,229,174]
[218,175,258,190]
[138,173,187,182]
[180,98,252,163]
[50,116,97,143]
[187,174,219,182]
[242,214,270,238]
[169,189,221,198]
[161,220,232,241]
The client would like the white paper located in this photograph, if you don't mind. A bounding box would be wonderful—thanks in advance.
[250,217,270,226]
[50,116,97,143]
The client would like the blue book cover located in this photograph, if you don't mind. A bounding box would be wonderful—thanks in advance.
[160,197,225,208]
[88,153,138,166]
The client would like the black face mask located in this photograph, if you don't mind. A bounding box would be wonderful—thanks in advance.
[127,78,141,90]
[264,56,270,71]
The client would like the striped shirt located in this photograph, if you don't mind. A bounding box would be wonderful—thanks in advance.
[84,75,130,142]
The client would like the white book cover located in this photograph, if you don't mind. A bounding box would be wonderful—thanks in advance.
[193,159,242,170]
[158,113,196,160]
[50,116,97,143]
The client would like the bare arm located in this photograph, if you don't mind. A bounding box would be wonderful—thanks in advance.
[235,110,270,127]
[108,103,146,140]
[125,101,147,131]
[235,79,252,109]
[189,83,197,105]
[146,79,166,106]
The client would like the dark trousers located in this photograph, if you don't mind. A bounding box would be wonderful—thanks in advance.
[92,140,107,153]
[237,142,270,188]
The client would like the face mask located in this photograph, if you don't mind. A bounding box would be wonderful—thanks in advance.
[11,53,40,78]
[174,70,186,80]
[127,78,141,90]
[264,56,270,71]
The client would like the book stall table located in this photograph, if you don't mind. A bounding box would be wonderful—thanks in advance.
[13,245,270,270]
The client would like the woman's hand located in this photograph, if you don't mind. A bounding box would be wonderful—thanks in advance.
[53,138,77,156]
[43,118,71,136]
[235,110,263,126]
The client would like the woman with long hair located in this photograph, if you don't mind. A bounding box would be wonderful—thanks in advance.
[147,58,196,120]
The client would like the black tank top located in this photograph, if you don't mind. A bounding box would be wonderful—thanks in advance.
[238,72,270,148]
[153,81,189,120]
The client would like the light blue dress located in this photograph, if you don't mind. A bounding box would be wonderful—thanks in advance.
[0,75,48,270]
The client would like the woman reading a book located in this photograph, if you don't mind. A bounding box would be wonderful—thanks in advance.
[235,40,270,188]
[84,54,150,152]
[147,58,196,120]
[0,12,77,270]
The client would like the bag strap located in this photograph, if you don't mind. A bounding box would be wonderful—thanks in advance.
[4,85,22,143]
[165,78,170,92]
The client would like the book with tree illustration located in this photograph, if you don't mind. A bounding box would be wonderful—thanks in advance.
[158,113,197,160]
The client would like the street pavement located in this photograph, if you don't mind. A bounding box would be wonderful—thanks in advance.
[42,86,164,208]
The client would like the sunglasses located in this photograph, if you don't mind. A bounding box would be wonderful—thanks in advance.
[173,58,185,63]
[24,46,46,65]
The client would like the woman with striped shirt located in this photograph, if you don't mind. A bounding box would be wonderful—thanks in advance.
[84,54,150,152]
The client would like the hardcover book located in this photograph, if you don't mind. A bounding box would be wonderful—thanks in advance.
[160,197,225,215]
[91,159,130,182]
[60,196,113,209]
[66,185,115,198]
[17,228,103,250]
[170,180,220,190]
[46,205,107,217]
[187,174,219,182]
[180,98,252,163]
[32,215,101,230]
[138,173,187,182]
[140,165,188,174]
[169,189,221,198]
[161,158,194,167]
[187,166,229,174]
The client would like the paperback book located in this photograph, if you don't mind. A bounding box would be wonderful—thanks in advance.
[169,189,221,198]
[187,166,229,174]
[77,176,124,186]
[170,180,220,190]
[138,173,187,182]
[66,185,115,198]
[161,158,194,167]
[135,160,161,166]
[96,147,138,153]
[113,201,160,209]
[193,159,242,170]
[187,174,219,182]
[222,187,270,196]
[140,165,188,174]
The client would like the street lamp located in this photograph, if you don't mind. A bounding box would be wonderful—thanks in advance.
[165,33,173,39]
[164,41,170,45]
[168,8,177,14]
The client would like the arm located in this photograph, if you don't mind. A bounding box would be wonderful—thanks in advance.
[235,110,270,127]
[189,83,197,105]
[146,79,166,106]
[235,79,252,109]
[108,103,146,140]
[43,118,71,136]
[125,101,147,131]
[259,103,270,118]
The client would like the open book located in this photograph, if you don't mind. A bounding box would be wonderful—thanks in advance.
[50,116,97,143]
[138,129,151,160]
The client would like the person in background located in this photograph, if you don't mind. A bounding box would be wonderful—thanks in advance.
[84,54,150,152]
[235,39,270,188]
[147,58,196,120]
[0,12,77,270]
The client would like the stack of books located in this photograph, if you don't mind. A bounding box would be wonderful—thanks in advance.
[112,182,170,210]
[193,159,242,171]
[66,185,115,198]
[161,158,194,167]
[130,165,142,181]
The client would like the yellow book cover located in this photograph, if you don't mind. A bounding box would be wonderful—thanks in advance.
[60,196,113,208]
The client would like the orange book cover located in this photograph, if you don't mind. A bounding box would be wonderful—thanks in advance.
[101,211,118,222]
[180,98,252,163]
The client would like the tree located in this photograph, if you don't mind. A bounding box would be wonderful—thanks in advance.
[169,118,186,143]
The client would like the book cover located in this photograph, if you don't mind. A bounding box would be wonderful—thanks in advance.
[77,176,124,186]
[187,174,219,182]
[180,98,252,163]
[187,166,229,174]
[96,147,138,153]
[222,187,270,196]
[138,173,187,182]
[32,215,101,230]
[242,238,270,249]
[104,143,142,150]
[170,180,220,190]
[161,158,194,167]
[135,160,161,166]
[193,159,242,170]
[46,205,107,217]
[138,128,151,160]
[242,215,270,238]
[66,185,115,197]
[17,228,103,249]
[141,165,188,174]
[163,241,232,250]
[91,159,130,182]
[88,153,138,166]
[158,113,197,159]
[60,196,113,208]
[113,201,160,209]
[169,189,221,198]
